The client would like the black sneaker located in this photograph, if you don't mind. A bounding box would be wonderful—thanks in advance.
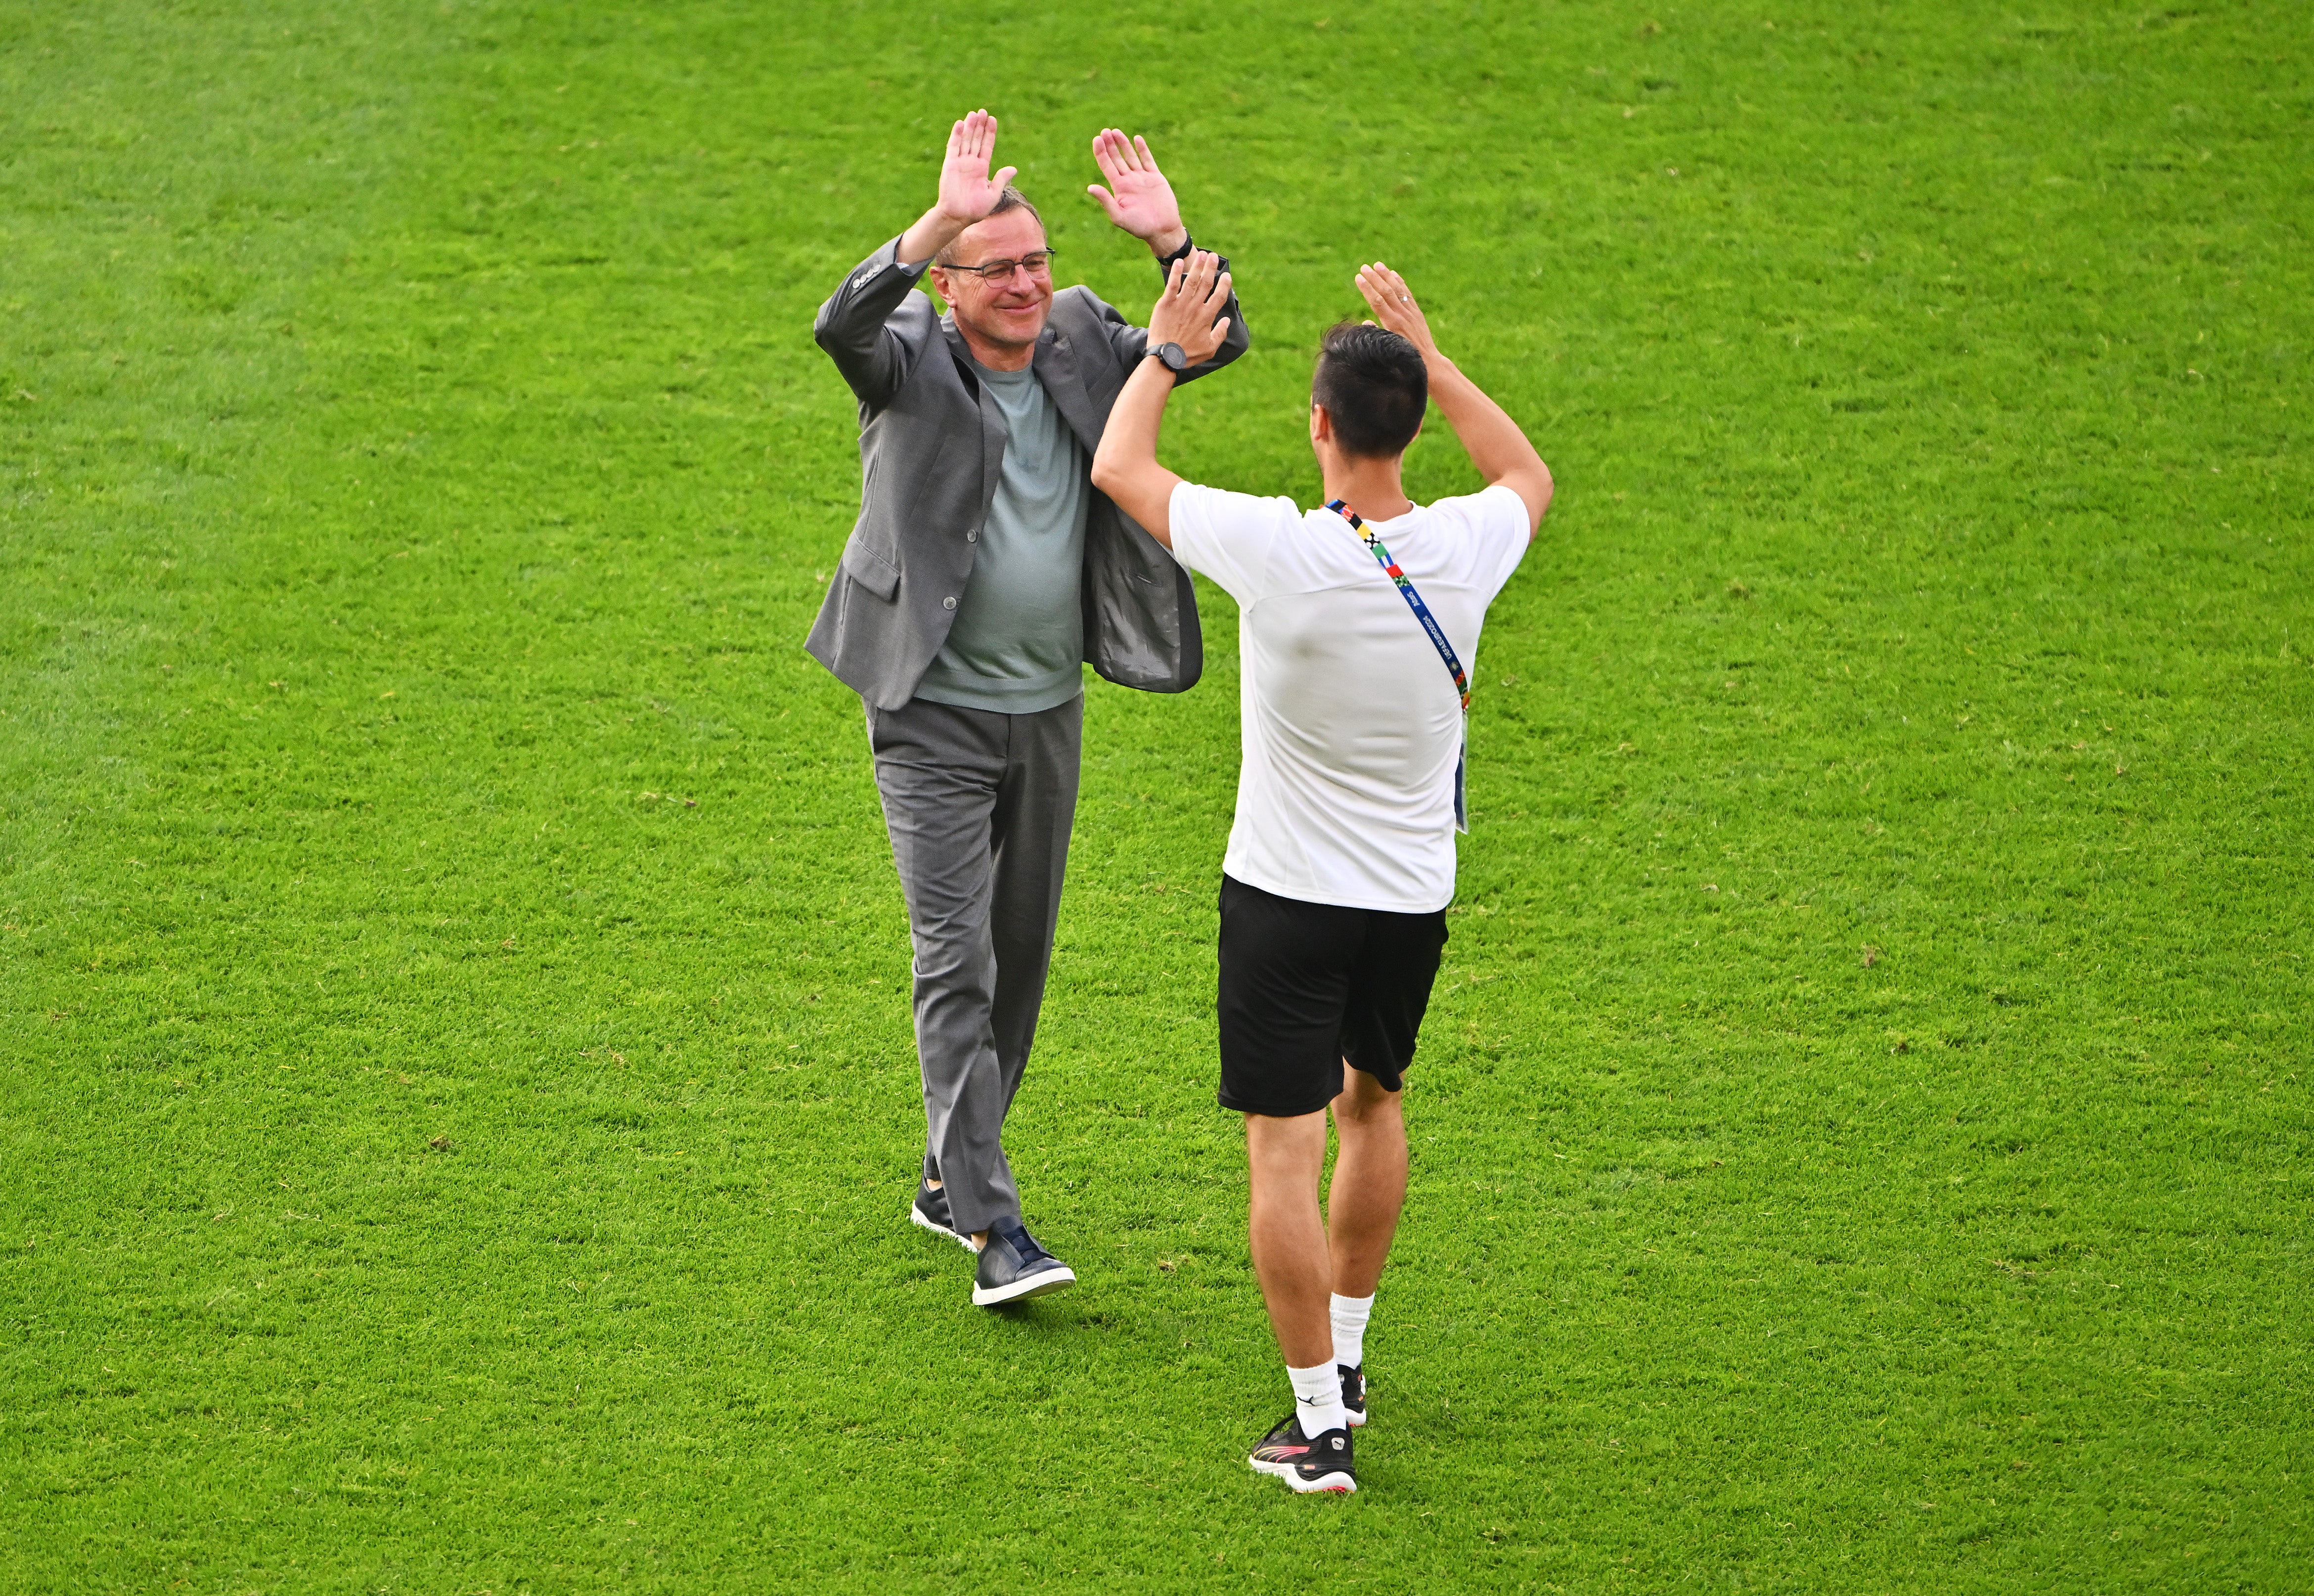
[970,1217,1076,1307]
[1248,1413,1357,1494]
[910,1179,973,1252]
[1339,1364,1368,1428]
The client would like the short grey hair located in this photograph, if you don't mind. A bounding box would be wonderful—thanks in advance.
[934,187,1044,266]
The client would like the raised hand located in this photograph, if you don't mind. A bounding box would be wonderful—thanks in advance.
[1088,129,1188,254]
[936,109,1019,226]
[1354,262,1438,355]
[1148,249,1234,365]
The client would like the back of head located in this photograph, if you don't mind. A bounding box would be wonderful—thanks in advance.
[1313,321,1427,459]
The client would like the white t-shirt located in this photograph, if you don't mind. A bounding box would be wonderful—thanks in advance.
[1166,481,1531,913]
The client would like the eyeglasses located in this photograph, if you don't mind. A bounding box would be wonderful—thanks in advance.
[940,249,1058,282]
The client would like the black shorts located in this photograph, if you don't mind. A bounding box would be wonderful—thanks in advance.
[1216,874,1450,1118]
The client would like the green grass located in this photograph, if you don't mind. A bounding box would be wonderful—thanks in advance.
[3,0,2309,1588]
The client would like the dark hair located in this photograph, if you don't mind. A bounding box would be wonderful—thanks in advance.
[1312,321,1427,458]
[935,186,1044,264]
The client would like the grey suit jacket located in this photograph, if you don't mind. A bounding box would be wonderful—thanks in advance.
[806,235,1250,710]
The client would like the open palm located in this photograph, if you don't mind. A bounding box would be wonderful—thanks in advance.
[1354,262,1438,354]
[936,109,1019,225]
[1087,129,1184,244]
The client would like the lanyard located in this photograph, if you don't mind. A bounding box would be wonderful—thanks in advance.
[1326,498,1471,833]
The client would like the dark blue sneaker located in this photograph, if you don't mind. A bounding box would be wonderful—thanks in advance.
[910,1179,972,1252]
[970,1218,1076,1307]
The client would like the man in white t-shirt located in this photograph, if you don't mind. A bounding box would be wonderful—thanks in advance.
[1091,254,1553,1495]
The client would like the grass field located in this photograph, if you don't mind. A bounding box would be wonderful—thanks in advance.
[4,0,2310,1588]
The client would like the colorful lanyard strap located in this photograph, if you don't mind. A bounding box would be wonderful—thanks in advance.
[1325,499,1471,711]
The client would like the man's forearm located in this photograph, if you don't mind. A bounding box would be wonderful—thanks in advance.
[1087,357,1184,545]
[898,206,968,268]
[1101,357,1173,465]
[1424,352,1545,488]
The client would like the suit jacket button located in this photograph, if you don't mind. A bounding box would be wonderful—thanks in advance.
[966,530,979,542]
[942,595,958,609]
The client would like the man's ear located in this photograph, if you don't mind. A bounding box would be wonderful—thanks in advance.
[1310,402,1334,446]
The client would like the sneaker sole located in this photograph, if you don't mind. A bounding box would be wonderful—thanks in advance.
[910,1205,976,1253]
[1346,1409,1368,1429]
[1249,1457,1356,1495]
[971,1264,1076,1307]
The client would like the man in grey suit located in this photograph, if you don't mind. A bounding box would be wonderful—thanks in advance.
[808,110,1248,1306]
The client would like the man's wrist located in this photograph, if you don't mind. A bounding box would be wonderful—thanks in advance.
[1127,351,1179,393]
[898,206,969,268]
[1148,225,1191,261]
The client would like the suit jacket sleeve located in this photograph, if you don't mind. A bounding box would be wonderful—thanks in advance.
[813,236,938,411]
[1093,238,1251,383]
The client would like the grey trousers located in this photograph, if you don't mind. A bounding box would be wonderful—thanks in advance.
[865,693,1082,1236]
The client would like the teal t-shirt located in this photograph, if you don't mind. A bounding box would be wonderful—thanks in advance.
[912,361,1088,714]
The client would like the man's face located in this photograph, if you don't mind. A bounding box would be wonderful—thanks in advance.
[930,209,1054,353]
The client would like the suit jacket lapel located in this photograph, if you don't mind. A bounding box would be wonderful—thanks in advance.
[1032,329,1106,457]
[943,318,1007,525]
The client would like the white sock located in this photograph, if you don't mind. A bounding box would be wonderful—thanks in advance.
[1288,1360,1348,1437]
[1330,1292,1375,1371]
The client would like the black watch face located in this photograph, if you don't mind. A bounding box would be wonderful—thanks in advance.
[1157,341,1187,371]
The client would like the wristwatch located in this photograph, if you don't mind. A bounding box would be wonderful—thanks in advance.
[1148,341,1188,373]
